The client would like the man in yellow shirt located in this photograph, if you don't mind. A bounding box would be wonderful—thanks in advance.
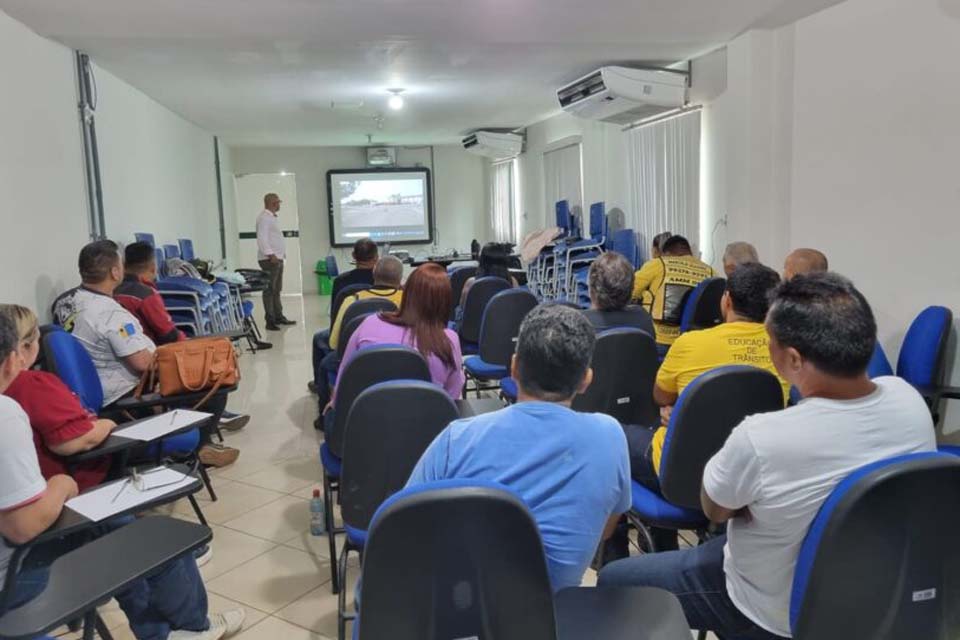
[329,255,404,350]
[625,263,789,550]
[631,235,714,353]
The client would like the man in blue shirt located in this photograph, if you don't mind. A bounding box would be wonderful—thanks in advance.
[407,304,632,590]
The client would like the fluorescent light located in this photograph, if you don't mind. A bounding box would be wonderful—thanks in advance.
[388,94,404,110]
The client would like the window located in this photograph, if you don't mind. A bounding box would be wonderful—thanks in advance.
[543,141,583,224]
[490,158,519,243]
[626,110,701,261]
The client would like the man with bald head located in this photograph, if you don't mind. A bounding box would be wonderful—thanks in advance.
[783,248,829,281]
[256,192,294,330]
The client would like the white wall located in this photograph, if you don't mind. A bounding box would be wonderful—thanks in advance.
[228,145,487,293]
[0,10,88,316]
[93,63,222,259]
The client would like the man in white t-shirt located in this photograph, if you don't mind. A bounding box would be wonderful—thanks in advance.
[256,192,294,330]
[599,273,935,639]
[52,240,239,468]
[0,313,246,637]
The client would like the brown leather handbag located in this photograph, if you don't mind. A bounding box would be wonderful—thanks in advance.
[136,337,240,409]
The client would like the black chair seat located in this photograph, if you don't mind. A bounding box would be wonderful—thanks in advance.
[0,517,211,640]
[555,587,690,640]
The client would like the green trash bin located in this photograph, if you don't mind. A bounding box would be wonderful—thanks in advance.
[315,259,333,295]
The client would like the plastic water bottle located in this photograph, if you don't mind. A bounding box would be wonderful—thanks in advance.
[310,488,326,536]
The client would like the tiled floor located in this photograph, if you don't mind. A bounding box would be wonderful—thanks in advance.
[56,294,713,639]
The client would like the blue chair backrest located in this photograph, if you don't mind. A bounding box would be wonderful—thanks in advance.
[611,229,638,268]
[178,239,195,261]
[155,248,168,278]
[359,479,556,640]
[326,255,339,277]
[163,244,181,260]
[555,200,571,235]
[679,277,726,333]
[135,232,155,247]
[896,306,952,387]
[41,329,104,412]
[867,343,894,378]
[790,451,960,638]
[659,366,784,509]
[588,202,605,240]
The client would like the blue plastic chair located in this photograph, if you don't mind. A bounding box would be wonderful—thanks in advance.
[163,244,181,260]
[628,366,784,550]
[611,229,639,268]
[326,255,340,278]
[679,278,726,333]
[41,329,199,457]
[178,238,196,261]
[789,451,960,639]
[463,289,538,394]
[895,306,953,423]
[134,232,155,247]
[867,343,894,377]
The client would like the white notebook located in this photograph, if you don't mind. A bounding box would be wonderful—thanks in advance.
[66,467,196,522]
[115,409,212,441]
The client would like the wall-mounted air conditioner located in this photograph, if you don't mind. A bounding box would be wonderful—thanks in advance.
[557,66,687,125]
[461,131,524,160]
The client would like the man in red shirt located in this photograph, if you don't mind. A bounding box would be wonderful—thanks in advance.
[114,241,186,345]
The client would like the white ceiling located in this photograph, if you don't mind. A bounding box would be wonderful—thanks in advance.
[0,0,844,146]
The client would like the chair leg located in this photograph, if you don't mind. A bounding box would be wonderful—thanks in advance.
[324,471,341,594]
[188,494,209,527]
[337,543,349,640]
[197,462,217,502]
[697,631,708,640]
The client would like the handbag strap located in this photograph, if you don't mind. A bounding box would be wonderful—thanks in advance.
[174,347,215,392]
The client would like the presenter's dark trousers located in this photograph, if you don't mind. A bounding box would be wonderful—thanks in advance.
[259,259,284,325]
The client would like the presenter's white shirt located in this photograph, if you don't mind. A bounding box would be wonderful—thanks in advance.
[256,210,285,261]
[702,376,936,637]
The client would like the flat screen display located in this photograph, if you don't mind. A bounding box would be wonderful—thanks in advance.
[326,168,433,247]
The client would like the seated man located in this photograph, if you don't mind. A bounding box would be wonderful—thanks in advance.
[328,255,404,351]
[114,241,186,345]
[310,238,378,395]
[406,304,631,590]
[722,241,759,277]
[52,240,238,467]
[582,252,655,335]
[600,273,936,639]
[783,247,828,281]
[631,235,714,354]
[625,263,789,551]
[0,313,245,639]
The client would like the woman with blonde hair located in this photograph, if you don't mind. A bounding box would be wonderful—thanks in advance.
[0,304,117,491]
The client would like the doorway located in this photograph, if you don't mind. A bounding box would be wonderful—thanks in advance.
[234,173,304,295]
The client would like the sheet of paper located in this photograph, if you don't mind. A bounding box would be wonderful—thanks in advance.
[65,467,196,522]
[115,409,212,441]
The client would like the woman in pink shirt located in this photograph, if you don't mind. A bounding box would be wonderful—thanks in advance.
[323,263,464,434]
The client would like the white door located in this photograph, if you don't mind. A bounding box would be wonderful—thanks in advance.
[234,173,303,295]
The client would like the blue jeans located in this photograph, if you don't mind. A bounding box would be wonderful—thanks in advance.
[312,329,332,387]
[598,536,787,640]
[3,517,209,640]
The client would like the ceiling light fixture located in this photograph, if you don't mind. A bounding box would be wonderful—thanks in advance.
[387,88,405,111]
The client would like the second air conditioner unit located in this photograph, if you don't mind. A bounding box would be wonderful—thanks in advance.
[462,131,524,160]
[557,66,688,125]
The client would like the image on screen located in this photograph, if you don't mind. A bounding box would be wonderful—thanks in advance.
[327,169,432,247]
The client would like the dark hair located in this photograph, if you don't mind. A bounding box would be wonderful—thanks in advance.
[0,313,18,363]
[381,263,454,367]
[515,304,595,401]
[353,238,379,263]
[124,242,156,272]
[726,263,781,322]
[588,252,634,311]
[767,273,877,377]
[477,242,513,282]
[79,240,121,283]
[661,235,692,256]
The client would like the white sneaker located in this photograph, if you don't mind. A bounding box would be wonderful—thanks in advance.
[168,608,246,640]
[194,544,213,567]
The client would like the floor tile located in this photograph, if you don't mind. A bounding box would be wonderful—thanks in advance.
[206,545,330,613]
[201,524,280,580]
[233,615,329,640]
[174,479,286,524]
[273,567,359,637]
[236,456,322,494]
[221,495,312,543]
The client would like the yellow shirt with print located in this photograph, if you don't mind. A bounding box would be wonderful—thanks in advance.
[650,321,790,473]
[329,287,404,349]
[631,255,714,346]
